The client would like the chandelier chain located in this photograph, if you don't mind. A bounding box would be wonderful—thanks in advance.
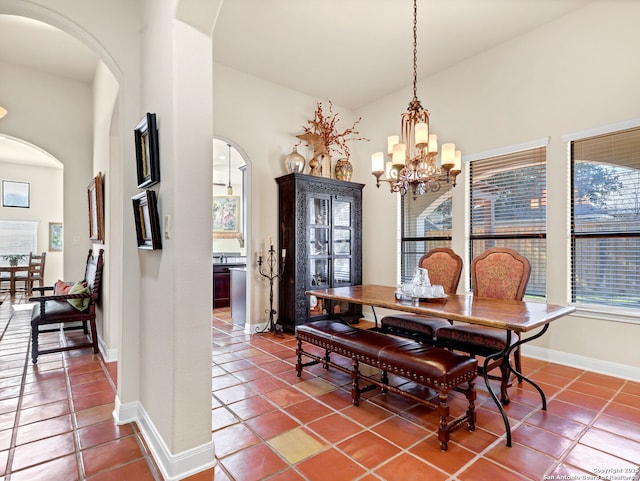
[412,0,418,101]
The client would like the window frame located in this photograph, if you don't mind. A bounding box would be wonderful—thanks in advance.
[567,122,640,314]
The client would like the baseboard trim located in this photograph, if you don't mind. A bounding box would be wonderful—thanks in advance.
[521,345,640,382]
[113,397,215,480]
[98,335,117,363]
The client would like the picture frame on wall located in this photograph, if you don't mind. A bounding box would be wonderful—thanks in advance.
[132,190,162,250]
[212,195,240,238]
[134,112,160,188]
[49,222,63,251]
[2,180,30,208]
[87,172,105,243]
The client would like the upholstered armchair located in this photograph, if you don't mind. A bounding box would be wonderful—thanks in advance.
[380,247,463,342]
[434,247,531,405]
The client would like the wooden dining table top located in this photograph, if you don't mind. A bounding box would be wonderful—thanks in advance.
[306,284,576,333]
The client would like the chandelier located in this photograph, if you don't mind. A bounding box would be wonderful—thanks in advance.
[371,0,461,198]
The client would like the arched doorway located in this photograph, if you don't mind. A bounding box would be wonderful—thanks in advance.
[212,137,252,328]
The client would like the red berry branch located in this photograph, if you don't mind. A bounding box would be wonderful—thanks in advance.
[300,101,368,159]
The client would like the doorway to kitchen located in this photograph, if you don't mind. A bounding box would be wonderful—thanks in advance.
[212,138,249,328]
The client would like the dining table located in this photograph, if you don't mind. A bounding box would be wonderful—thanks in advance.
[305,284,576,447]
[0,265,29,296]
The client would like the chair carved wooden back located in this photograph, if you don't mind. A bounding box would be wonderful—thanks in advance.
[25,252,46,292]
[419,248,463,295]
[471,247,531,301]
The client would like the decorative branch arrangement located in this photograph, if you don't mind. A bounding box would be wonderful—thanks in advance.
[299,101,368,159]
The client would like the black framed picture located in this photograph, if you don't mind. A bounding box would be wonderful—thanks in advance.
[2,180,30,208]
[134,113,160,188]
[132,190,162,250]
[87,173,105,243]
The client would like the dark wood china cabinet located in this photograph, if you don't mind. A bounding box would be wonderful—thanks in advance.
[276,173,363,331]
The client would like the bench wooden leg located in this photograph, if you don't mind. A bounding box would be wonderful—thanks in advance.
[351,359,360,406]
[323,349,330,370]
[437,392,450,451]
[466,379,477,432]
[296,340,303,377]
[381,370,388,394]
[31,324,39,364]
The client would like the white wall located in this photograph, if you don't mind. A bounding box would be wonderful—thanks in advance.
[354,1,640,373]
[0,160,63,285]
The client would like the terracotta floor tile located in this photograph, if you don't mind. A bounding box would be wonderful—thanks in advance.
[578,371,626,390]
[262,468,307,481]
[296,447,367,481]
[82,436,145,476]
[7,453,79,481]
[485,440,556,480]
[74,403,115,428]
[226,396,276,421]
[341,401,394,427]
[85,458,158,481]
[245,409,300,440]
[268,426,326,464]
[371,416,429,449]
[11,431,76,471]
[17,399,70,426]
[593,413,640,444]
[578,427,640,464]
[612,391,640,409]
[286,398,333,424]
[212,423,260,458]
[374,452,448,481]
[512,422,573,459]
[563,443,639,475]
[77,420,135,450]
[339,430,402,470]
[14,414,73,445]
[410,437,477,474]
[457,457,533,481]
[264,386,312,408]
[526,410,588,440]
[245,376,289,394]
[555,388,609,412]
[72,391,115,411]
[568,380,618,400]
[603,401,640,424]
[212,384,257,404]
[546,399,598,425]
[307,412,364,444]
[220,443,288,481]
[212,406,239,431]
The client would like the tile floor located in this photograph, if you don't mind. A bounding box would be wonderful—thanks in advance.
[1,296,639,481]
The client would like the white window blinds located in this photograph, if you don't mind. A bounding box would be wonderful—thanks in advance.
[469,146,547,298]
[571,127,640,308]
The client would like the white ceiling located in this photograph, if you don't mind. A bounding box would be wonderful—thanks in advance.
[0,1,594,169]
[211,0,593,110]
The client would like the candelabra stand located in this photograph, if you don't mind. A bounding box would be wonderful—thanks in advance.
[256,244,285,334]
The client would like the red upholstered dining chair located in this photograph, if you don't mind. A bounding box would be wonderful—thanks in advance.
[380,247,463,343]
[434,247,531,405]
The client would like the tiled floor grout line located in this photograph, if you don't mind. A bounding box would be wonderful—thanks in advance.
[4,310,31,481]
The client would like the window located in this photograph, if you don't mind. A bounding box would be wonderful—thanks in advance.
[469,146,547,298]
[0,220,37,264]
[400,186,453,283]
[571,127,640,309]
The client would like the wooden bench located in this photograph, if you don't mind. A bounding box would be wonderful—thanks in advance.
[29,249,104,364]
[296,320,477,451]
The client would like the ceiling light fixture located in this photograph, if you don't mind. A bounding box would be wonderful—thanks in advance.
[371,0,461,198]
[0,106,7,119]
[226,143,233,195]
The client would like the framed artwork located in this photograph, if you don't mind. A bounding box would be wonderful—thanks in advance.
[2,180,30,208]
[132,190,162,250]
[212,196,240,238]
[49,222,63,251]
[134,112,160,188]
[87,173,105,243]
